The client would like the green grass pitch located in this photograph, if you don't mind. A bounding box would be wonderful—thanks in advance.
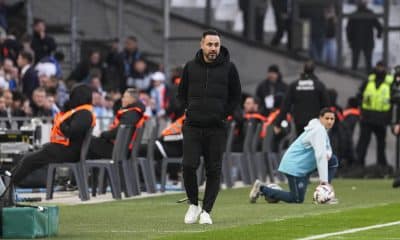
[48,179,400,239]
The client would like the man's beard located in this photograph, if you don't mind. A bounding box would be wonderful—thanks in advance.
[206,52,217,62]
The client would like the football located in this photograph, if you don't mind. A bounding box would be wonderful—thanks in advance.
[264,183,282,203]
[313,184,335,204]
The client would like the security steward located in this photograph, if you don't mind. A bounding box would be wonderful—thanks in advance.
[4,84,95,191]
[88,88,145,159]
[356,61,393,167]
[274,60,330,136]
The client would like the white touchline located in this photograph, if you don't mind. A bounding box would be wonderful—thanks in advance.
[296,220,400,240]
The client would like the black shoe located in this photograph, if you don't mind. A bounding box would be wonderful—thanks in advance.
[393,177,400,188]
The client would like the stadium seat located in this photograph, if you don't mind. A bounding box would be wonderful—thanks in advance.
[221,121,236,188]
[133,119,158,194]
[85,125,133,199]
[46,128,93,201]
[250,122,268,182]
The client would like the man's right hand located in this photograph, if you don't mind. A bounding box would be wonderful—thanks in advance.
[273,126,281,134]
[394,124,400,135]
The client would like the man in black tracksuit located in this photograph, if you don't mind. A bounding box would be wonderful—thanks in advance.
[274,61,330,136]
[178,30,241,224]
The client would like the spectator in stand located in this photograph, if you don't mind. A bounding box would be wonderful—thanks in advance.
[166,66,185,121]
[103,94,114,128]
[68,50,106,84]
[309,11,326,62]
[44,76,68,108]
[105,39,121,91]
[270,0,289,46]
[255,64,287,116]
[3,58,18,90]
[4,90,24,117]
[30,87,52,117]
[0,0,25,31]
[274,60,330,136]
[39,51,64,79]
[31,18,57,63]
[89,74,106,97]
[0,29,22,63]
[139,91,154,117]
[17,50,39,99]
[44,94,60,117]
[118,36,142,91]
[22,98,32,116]
[0,94,7,117]
[150,71,168,118]
[239,0,269,41]
[346,0,382,73]
[322,4,337,66]
[128,58,152,92]
[92,90,107,135]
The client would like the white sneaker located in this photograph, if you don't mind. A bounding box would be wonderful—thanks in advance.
[249,179,262,203]
[199,211,213,224]
[184,204,202,224]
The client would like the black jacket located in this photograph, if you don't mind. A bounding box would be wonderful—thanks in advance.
[255,76,287,116]
[31,32,57,63]
[100,101,145,141]
[346,7,382,50]
[21,66,39,99]
[177,46,242,128]
[275,74,330,127]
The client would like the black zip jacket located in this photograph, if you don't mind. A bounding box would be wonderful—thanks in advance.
[275,74,330,127]
[177,46,242,128]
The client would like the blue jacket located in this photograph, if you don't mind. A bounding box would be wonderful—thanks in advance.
[278,118,332,182]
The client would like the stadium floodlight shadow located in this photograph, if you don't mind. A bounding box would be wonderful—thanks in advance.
[221,120,237,188]
[85,125,133,199]
[46,128,93,201]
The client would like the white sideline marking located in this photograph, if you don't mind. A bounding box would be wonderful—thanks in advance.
[296,221,400,240]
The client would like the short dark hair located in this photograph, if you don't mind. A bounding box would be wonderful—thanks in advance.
[319,107,335,117]
[33,18,45,26]
[202,30,220,39]
[303,60,315,74]
[19,51,33,63]
[127,36,137,42]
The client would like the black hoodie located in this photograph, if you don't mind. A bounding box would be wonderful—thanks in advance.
[177,46,242,128]
[59,84,94,148]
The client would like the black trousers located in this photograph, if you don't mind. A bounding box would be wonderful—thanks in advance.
[351,46,373,73]
[182,125,226,213]
[87,137,114,159]
[11,143,80,184]
[356,121,387,166]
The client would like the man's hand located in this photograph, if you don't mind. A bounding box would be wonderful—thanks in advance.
[273,126,281,134]
[394,124,400,135]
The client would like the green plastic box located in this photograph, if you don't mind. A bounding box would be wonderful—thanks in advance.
[2,206,59,239]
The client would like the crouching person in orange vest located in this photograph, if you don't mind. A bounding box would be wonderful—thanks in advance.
[87,88,145,159]
[2,84,95,195]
